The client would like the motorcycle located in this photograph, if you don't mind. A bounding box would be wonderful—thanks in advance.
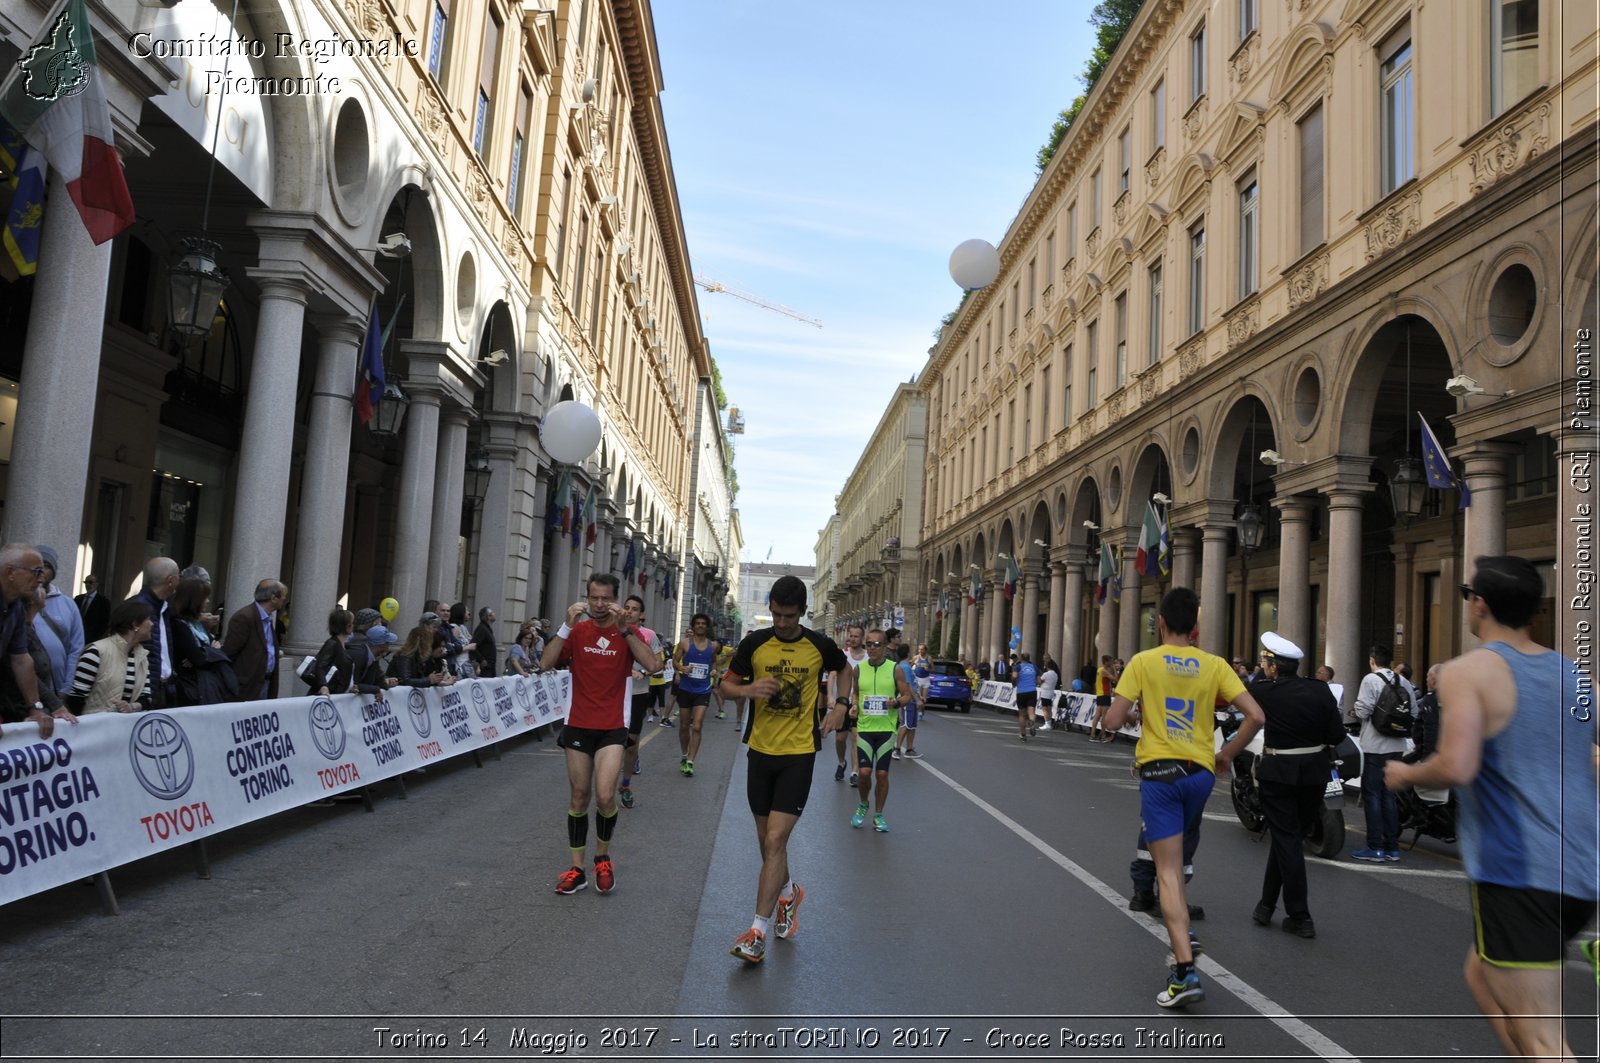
[1220,709,1357,860]
[1393,753,1457,846]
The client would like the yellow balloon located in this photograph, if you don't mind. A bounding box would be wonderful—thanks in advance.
[380,597,400,622]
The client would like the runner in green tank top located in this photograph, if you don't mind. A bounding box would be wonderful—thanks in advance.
[850,628,914,832]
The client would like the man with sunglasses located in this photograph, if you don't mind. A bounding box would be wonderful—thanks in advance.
[719,575,852,964]
[1387,557,1598,1061]
[851,629,912,831]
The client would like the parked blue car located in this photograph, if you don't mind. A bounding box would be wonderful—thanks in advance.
[922,658,973,713]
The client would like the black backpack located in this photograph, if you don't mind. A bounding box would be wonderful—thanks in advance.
[1370,671,1414,737]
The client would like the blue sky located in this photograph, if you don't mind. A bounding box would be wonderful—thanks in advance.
[652,2,1099,566]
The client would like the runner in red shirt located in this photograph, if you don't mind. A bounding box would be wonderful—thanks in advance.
[540,573,661,895]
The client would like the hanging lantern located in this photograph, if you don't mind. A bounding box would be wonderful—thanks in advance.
[370,383,410,440]
[1236,503,1265,553]
[1390,455,1428,522]
[464,446,493,503]
[167,237,229,337]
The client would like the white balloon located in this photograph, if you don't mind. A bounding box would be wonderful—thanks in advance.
[949,238,1001,290]
[540,400,602,464]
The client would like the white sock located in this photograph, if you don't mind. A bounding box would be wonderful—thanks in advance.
[780,879,796,902]
[753,914,773,937]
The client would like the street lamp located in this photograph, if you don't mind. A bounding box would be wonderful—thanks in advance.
[1235,503,1264,554]
[1389,455,1427,522]
[167,237,228,337]
[464,445,493,503]
[369,382,409,440]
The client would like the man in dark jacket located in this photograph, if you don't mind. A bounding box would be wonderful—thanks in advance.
[223,579,288,701]
[75,574,111,642]
[473,607,498,676]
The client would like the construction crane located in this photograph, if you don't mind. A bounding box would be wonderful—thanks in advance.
[693,274,823,329]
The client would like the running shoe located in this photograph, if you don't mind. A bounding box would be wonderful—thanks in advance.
[632,758,643,775]
[554,866,587,895]
[1020,732,1029,742]
[1040,721,1053,732]
[774,884,805,940]
[594,855,615,894]
[679,756,689,775]
[619,786,634,809]
[1251,902,1273,926]
[891,749,902,760]
[851,803,868,829]
[730,928,765,964]
[1156,968,1205,1009]
[873,813,889,833]
[834,762,845,781]
[1580,939,1599,986]
[683,759,695,777]
[848,771,859,786]
[716,709,726,719]
[1383,850,1401,863]
[1351,847,1387,862]
[904,749,923,759]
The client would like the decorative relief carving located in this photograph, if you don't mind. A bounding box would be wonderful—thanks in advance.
[419,89,448,151]
[1183,96,1208,141]
[1469,102,1551,195]
[1139,368,1158,403]
[1231,35,1257,83]
[1062,256,1076,284]
[343,0,391,59]
[1178,337,1203,379]
[1042,283,1054,309]
[1225,297,1259,349]
[1145,147,1164,186]
[1107,390,1124,423]
[1286,250,1330,310]
[1113,191,1129,227]
[1086,227,1102,260]
[1363,188,1422,261]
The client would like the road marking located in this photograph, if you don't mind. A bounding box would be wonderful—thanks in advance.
[915,757,1362,1062]
[1320,860,1465,881]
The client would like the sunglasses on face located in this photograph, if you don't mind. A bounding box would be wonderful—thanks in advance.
[1459,584,1479,602]
[865,641,884,647]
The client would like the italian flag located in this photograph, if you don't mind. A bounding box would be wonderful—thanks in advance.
[0,0,134,245]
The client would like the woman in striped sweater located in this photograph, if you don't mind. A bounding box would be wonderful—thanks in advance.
[65,599,154,714]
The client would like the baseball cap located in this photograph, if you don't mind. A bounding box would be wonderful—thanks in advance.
[420,611,441,624]
[367,625,399,645]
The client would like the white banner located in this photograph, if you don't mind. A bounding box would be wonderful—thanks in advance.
[973,684,1142,738]
[0,674,572,906]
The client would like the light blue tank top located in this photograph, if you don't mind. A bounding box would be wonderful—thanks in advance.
[1458,643,1598,899]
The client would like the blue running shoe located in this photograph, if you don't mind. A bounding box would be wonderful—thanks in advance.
[1351,847,1387,862]
[1156,968,1205,1009]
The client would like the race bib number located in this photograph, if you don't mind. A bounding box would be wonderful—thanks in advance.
[687,662,710,680]
[862,696,891,717]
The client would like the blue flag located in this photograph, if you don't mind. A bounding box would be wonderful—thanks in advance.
[1419,413,1470,508]
[2,112,44,278]
[353,304,384,424]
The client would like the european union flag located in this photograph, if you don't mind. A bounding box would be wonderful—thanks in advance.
[2,118,45,277]
[1419,413,1471,508]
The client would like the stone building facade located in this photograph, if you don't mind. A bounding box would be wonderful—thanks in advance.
[917,0,1594,703]
[0,0,733,677]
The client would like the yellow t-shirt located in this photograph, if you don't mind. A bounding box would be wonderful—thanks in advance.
[1115,645,1244,772]
[727,627,849,756]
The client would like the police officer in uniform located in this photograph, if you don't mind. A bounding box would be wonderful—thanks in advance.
[1248,631,1345,939]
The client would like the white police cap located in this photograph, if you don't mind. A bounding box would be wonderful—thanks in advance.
[1260,631,1304,661]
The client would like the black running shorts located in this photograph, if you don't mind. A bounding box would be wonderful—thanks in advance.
[854,730,895,771]
[1016,691,1038,709]
[746,749,816,818]
[1470,881,1598,967]
[627,691,651,739]
[557,725,628,754]
[676,689,712,710]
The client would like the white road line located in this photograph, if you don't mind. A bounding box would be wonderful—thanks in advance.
[1319,860,1466,881]
[915,757,1362,1062]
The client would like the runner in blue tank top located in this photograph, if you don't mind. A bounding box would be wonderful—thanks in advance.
[671,613,721,776]
[1387,556,1599,1062]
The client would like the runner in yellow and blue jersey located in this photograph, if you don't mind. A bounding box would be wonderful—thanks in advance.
[1105,586,1262,1010]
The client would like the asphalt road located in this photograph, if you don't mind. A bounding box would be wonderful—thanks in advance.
[0,703,1594,1062]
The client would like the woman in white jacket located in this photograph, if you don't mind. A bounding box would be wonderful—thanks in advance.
[65,599,153,715]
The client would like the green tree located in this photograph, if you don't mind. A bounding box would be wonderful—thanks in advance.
[943,615,961,660]
[1036,0,1146,174]
[709,358,728,410]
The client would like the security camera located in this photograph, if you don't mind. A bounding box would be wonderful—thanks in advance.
[377,232,412,258]
[1260,449,1285,467]
[1081,520,1099,531]
[1445,375,1485,398]
[480,349,509,367]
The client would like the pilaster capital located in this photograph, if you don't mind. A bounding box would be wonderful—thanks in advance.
[1305,454,1379,498]
[308,313,367,347]
[1543,421,1600,457]
[245,269,317,305]
[439,402,474,429]
[1176,498,1237,530]
[1453,440,1522,483]
[1272,495,1319,522]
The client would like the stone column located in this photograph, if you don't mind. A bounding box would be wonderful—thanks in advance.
[1457,442,1519,647]
[986,573,1006,665]
[1199,524,1231,654]
[224,274,311,617]
[391,382,442,622]
[1097,545,1120,659]
[1045,560,1067,668]
[427,403,470,603]
[6,170,113,579]
[1021,561,1043,660]
[1117,535,1142,660]
[547,520,574,619]
[347,484,381,609]
[1275,497,1316,652]
[1171,528,1199,591]
[525,465,551,619]
[1552,426,1599,673]
[285,316,365,654]
[471,414,521,639]
[1061,561,1085,675]
[962,595,977,664]
[1323,487,1369,715]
